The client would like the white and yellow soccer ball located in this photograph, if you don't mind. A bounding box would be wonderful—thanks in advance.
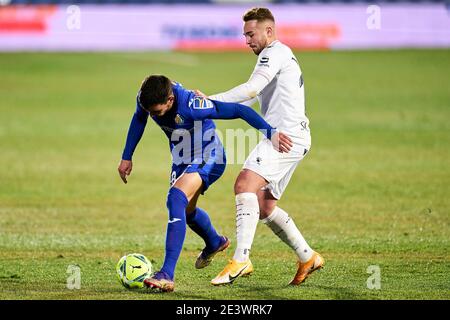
[116,253,152,289]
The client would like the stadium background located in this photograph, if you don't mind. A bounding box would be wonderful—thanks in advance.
[0,0,449,300]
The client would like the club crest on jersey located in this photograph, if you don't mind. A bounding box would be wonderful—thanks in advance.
[191,96,214,110]
[174,114,184,124]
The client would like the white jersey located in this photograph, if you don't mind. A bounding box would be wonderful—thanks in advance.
[252,40,310,141]
[209,40,312,199]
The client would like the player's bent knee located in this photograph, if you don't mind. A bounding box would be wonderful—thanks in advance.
[234,179,248,194]
[234,170,267,194]
[173,172,203,201]
[166,187,188,210]
[234,171,252,194]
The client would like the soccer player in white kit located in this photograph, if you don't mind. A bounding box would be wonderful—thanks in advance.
[209,7,324,286]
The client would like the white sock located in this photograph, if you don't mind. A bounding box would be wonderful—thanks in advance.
[233,193,260,262]
[261,206,314,263]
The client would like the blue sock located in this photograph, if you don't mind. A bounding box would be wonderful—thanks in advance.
[160,187,188,280]
[187,207,222,251]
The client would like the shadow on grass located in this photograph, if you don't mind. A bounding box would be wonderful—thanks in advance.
[303,284,378,300]
[173,287,363,300]
[184,282,378,300]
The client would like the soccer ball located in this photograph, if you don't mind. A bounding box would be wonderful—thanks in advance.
[116,253,152,289]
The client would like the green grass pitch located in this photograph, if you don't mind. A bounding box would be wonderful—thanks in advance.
[0,49,449,300]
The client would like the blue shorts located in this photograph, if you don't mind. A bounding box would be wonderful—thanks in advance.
[170,148,226,194]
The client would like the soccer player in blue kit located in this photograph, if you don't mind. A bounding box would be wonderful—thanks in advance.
[118,75,292,292]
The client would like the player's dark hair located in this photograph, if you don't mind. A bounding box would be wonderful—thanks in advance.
[243,7,275,23]
[138,75,172,111]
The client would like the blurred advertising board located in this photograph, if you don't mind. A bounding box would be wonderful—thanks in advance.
[1,4,449,51]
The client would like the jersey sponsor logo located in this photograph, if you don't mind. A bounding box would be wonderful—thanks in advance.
[190,96,214,110]
[259,56,269,64]
[174,114,184,124]
[258,56,270,67]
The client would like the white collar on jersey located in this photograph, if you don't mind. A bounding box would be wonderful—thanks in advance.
[266,40,280,49]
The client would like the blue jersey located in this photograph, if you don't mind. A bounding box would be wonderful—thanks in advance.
[151,82,216,140]
[122,81,275,163]
[121,81,275,191]
[123,82,225,165]
[149,82,223,165]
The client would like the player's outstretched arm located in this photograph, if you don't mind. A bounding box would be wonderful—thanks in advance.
[191,97,292,153]
[119,103,149,184]
[208,73,270,103]
[226,104,293,153]
[194,89,257,107]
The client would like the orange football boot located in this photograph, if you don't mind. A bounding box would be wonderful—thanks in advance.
[289,252,324,285]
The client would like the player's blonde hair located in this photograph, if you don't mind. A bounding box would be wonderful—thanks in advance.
[243,7,275,23]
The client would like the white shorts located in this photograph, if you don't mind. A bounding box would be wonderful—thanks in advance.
[243,136,310,200]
